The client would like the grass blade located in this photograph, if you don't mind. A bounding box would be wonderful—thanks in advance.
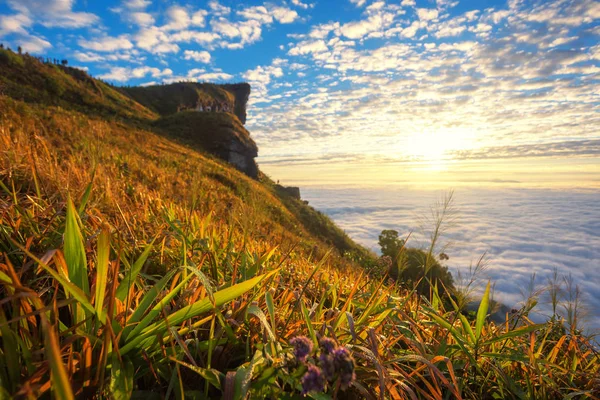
[475,281,491,342]
[64,195,89,295]
[94,225,110,323]
[115,239,155,301]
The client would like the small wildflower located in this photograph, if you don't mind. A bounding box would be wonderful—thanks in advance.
[301,365,325,394]
[290,336,313,362]
[319,353,335,381]
[333,347,356,389]
[319,337,337,354]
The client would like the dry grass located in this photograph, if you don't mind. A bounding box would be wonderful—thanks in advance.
[0,52,599,399]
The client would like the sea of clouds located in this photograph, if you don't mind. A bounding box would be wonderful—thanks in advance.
[301,186,600,331]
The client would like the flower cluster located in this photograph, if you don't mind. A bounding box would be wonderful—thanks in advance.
[290,336,313,362]
[289,335,356,395]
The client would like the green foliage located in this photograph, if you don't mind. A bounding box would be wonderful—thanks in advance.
[378,229,405,259]
[0,49,24,67]
[392,247,455,294]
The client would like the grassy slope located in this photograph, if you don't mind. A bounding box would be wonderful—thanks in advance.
[121,82,236,116]
[1,50,598,399]
[0,50,367,260]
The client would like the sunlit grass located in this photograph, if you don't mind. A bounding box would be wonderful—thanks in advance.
[1,54,599,398]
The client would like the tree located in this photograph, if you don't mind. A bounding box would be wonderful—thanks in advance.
[377,229,404,259]
[17,46,22,54]
[391,248,455,296]
[61,59,68,66]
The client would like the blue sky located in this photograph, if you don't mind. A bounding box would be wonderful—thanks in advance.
[1,0,599,185]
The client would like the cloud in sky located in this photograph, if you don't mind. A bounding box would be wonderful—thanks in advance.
[0,0,598,173]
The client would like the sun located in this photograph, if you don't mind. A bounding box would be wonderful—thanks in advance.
[402,128,477,170]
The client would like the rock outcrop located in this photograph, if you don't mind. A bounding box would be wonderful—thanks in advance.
[153,111,258,178]
[123,82,257,178]
[221,83,250,124]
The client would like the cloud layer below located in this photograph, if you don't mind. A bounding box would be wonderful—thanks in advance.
[302,185,600,331]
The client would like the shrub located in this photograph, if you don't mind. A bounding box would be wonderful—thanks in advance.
[389,247,455,295]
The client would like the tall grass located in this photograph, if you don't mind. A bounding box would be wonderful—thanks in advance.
[1,77,599,398]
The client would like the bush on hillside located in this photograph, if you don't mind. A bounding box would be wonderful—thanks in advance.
[379,229,454,295]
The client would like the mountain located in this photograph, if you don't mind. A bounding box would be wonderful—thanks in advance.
[1,48,596,399]
[0,48,371,263]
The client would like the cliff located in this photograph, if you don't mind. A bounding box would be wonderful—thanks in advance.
[120,82,255,176]
[154,111,258,178]
[0,50,257,178]
[121,82,250,124]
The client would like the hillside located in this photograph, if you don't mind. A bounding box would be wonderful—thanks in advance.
[1,49,598,399]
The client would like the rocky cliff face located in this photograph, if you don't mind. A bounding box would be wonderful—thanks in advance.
[153,111,259,178]
[221,83,250,124]
[122,82,257,178]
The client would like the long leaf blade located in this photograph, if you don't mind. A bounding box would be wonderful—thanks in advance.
[475,281,491,342]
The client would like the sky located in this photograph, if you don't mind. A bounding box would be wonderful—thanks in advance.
[0,0,599,186]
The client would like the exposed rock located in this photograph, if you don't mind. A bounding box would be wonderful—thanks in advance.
[284,186,301,200]
[121,82,251,125]
[275,185,301,200]
[122,81,257,177]
[221,83,251,124]
[153,112,258,178]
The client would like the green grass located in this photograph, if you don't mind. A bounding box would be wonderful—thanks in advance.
[121,82,237,116]
[0,51,599,399]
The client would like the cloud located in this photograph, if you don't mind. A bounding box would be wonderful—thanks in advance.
[122,0,151,9]
[0,13,32,36]
[288,39,328,56]
[78,35,134,52]
[417,8,439,21]
[98,65,173,82]
[183,50,211,63]
[298,186,600,329]
[7,0,98,28]
[161,6,207,31]
[135,26,180,53]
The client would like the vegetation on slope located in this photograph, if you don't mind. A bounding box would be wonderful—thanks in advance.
[0,49,362,256]
[0,49,155,122]
[1,49,599,399]
[153,111,257,157]
[121,82,237,116]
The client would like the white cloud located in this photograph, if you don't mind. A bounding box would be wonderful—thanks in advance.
[163,6,192,31]
[271,6,299,24]
[123,0,150,9]
[78,35,134,52]
[417,8,439,21]
[130,12,154,26]
[194,71,233,81]
[183,49,211,63]
[350,0,367,6]
[208,1,231,16]
[291,0,312,9]
[18,34,51,52]
[135,26,180,53]
[7,0,98,28]
[400,20,424,38]
[98,65,172,82]
[288,39,328,56]
[0,13,31,36]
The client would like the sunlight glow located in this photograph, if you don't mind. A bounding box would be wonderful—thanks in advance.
[401,128,478,169]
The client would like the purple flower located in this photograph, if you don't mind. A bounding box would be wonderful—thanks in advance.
[302,365,325,394]
[319,337,337,354]
[333,347,356,388]
[290,336,313,362]
[319,353,335,381]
